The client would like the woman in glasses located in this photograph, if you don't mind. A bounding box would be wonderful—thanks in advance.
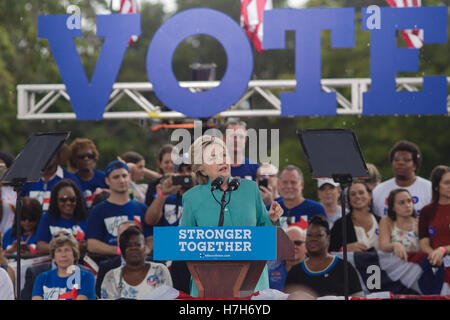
[36,179,88,259]
[68,138,107,208]
[32,233,95,300]
[284,215,363,297]
[2,197,42,255]
[379,189,419,261]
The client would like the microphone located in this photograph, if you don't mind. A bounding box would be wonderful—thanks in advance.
[211,175,224,192]
[227,177,241,191]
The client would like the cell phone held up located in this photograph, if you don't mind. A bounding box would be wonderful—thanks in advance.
[172,175,193,188]
[258,178,268,189]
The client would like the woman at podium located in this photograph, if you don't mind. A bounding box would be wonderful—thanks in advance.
[179,135,283,297]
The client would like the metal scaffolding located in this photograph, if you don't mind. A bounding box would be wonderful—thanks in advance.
[16,77,450,120]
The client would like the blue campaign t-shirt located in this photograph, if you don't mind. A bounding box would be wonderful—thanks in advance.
[36,213,87,243]
[32,268,95,300]
[21,167,83,211]
[270,198,327,228]
[2,228,38,251]
[76,169,108,208]
[159,193,183,227]
[230,158,260,181]
[86,200,152,245]
[267,260,289,291]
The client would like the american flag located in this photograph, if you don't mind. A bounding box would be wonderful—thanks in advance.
[119,0,139,44]
[240,0,273,52]
[385,0,424,49]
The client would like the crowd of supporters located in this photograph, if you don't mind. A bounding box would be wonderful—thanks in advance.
[0,120,448,300]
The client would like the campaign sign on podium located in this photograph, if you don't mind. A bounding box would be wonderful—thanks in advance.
[153,226,277,261]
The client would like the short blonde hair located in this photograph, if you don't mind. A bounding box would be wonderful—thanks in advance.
[189,135,229,185]
[49,233,80,263]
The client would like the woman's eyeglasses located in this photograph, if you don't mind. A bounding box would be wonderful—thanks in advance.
[76,153,95,160]
[58,196,77,203]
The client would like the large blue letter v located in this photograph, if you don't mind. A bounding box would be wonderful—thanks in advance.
[38,14,141,120]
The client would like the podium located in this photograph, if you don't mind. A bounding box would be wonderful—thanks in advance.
[185,227,294,298]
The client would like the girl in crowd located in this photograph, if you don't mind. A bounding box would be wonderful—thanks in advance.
[419,165,450,266]
[36,179,88,258]
[101,226,172,299]
[32,233,95,300]
[379,189,419,260]
[330,182,380,252]
[2,197,42,255]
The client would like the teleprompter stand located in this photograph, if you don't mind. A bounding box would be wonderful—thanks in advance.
[1,132,69,299]
[297,129,369,300]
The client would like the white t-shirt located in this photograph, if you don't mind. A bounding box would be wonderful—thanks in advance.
[372,176,432,217]
[0,267,14,300]
[0,186,16,235]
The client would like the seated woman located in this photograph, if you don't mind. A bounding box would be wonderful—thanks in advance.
[379,189,419,260]
[419,165,450,266]
[32,233,96,300]
[36,179,88,257]
[284,215,363,297]
[2,197,42,255]
[100,226,172,299]
[330,182,380,252]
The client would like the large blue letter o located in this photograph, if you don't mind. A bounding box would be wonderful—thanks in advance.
[147,8,253,118]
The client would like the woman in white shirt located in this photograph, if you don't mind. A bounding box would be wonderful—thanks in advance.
[330,182,380,252]
[101,226,172,299]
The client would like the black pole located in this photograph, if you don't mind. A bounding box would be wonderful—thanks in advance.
[332,174,352,301]
[340,187,348,301]
[13,183,24,300]
[218,191,228,227]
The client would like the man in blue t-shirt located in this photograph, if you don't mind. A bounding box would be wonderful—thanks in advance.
[274,165,327,229]
[86,160,153,257]
[223,119,260,181]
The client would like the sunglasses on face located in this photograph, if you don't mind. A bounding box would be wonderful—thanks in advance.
[58,196,77,203]
[293,240,304,246]
[76,153,95,160]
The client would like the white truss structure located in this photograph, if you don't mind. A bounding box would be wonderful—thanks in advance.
[17,77,450,120]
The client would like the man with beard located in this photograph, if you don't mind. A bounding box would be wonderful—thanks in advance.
[372,140,432,217]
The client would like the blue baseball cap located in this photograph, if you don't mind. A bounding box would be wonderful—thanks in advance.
[105,160,129,177]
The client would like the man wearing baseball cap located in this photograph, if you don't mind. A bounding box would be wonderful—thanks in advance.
[86,160,153,258]
[317,178,341,229]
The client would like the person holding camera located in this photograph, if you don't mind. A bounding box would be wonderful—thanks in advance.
[256,163,280,206]
[144,154,195,227]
